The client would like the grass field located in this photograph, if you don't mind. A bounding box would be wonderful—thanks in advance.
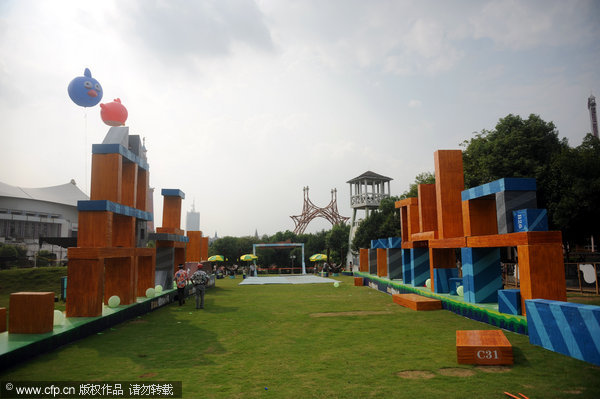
[1,269,600,398]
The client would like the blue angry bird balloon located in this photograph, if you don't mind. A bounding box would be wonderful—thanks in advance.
[68,68,103,107]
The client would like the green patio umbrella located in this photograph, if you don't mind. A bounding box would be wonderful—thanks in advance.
[239,254,258,261]
[309,253,327,262]
[208,255,225,262]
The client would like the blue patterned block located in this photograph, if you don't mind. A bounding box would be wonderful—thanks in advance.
[461,177,537,201]
[498,289,521,315]
[78,200,153,221]
[496,191,537,234]
[402,249,412,285]
[161,189,185,199]
[387,248,403,280]
[92,143,149,170]
[371,239,381,249]
[448,277,463,295]
[433,268,458,293]
[513,209,548,232]
[526,299,600,366]
[411,248,430,287]
[388,237,402,248]
[378,238,389,249]
[461,247,502,303]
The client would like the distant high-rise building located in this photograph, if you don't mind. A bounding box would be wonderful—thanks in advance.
[588,94,598,138]
[186,201,200,231]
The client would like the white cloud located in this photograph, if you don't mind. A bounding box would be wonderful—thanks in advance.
[408,99,422,108]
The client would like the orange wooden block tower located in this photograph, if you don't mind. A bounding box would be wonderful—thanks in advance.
[150,189,189,290]
[66,127,156,317]
[186,231,209,263]
[394,149,565,314]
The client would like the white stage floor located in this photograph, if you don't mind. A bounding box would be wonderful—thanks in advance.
[238,275,341,285]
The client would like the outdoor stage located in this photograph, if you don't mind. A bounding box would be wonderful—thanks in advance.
[239,275,341,285]
[354,271,528,335]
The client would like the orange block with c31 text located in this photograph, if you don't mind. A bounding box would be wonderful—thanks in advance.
[456,330,513,365]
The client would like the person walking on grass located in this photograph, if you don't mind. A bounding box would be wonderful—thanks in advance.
[174,264,188,306]
[191,263,209,309]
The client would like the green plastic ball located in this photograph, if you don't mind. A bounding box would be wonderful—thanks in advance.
[53,310,65,325]
[146,287,155,298]
[108,295,120,308]
[333,282,340,288]
[155,285,163,293]
[425,279,431,289]
[457,285,464,297]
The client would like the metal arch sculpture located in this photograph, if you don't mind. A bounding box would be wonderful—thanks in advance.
[290,187,350,234]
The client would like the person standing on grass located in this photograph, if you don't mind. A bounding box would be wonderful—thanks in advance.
[174,264,188,306]
[191,263,209,309]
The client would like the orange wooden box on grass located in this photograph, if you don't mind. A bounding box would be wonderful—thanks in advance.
[392,293,442,311]
[456,330,513,365]
[353,277,364,286]
[8,292,54,334]
[0,307,6,332]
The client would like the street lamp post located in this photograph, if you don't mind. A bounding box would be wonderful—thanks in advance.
[290,255,296,274]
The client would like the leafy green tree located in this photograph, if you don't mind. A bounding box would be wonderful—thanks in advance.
[461,114,568,219]
[326,223,350,265]
[543,134,600,245]
[399,171,435,199]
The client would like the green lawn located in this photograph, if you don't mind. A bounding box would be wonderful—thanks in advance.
[1,271,600,398]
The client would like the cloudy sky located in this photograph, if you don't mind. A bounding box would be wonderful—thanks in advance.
[0,0,598,237]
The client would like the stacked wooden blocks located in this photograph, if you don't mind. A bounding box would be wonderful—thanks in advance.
[67,127,155,317]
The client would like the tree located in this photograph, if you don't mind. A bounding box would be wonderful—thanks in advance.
[461,114,568,220]
[326,223,350,265]
[462,114,599,246]
[399,171,435,199]
[544,134,600,245]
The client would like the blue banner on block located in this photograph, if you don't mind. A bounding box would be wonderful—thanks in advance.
[526,299,600,366]
[513,209,548,232]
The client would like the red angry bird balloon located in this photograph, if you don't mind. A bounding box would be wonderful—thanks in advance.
[100,98,128,126]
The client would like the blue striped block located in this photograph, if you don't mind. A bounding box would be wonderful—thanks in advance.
[449,277,463,295]
[526,299,600,366]
[92,143,149,170]
[371,239,382,249]
[161,189,185,199]
[498,289,521,315]
[388,237,402,249]
[461,247,502,303]
[387,248,403,280]
[402,249,412,285]
[78,200,153,221]
[433,268,458,293]
[378,238,389,249]
[461,178,537,201]
[513,209,548,232]
[496,191,537,234]
[411,248,430,287]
